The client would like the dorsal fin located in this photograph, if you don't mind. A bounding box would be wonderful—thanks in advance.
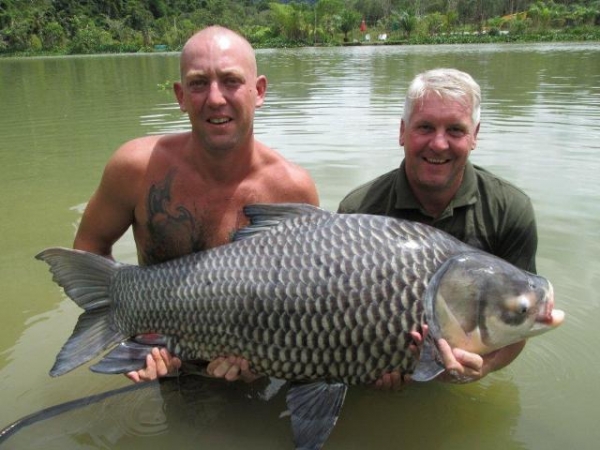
[233,203,328,241]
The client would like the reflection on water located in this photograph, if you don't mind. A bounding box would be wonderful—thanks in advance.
[2,375,526,450]
[0,43,599,450]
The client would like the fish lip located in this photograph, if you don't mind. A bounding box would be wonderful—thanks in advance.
[535,284,564,327]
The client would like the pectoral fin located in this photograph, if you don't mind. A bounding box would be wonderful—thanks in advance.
[90,338,167,374]
[412,337,445,382]
[286,381,347,450]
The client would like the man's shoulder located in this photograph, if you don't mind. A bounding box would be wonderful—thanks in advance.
[473,165,531,200]
[255,142,319,204]
[338,169,398,213]
[258,142,311,177]
[105,134,189,184]
[472,165,534,215]
[114,134,175,159]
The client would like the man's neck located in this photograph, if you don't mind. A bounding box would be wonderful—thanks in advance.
[187,135,259,184]
[410,181,462,221]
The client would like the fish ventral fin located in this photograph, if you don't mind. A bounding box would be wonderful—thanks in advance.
[286,381,347,450]
[35,247,129,377]
[234,203,329,241]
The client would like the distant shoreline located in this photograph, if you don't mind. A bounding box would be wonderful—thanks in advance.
[2,32,599,58]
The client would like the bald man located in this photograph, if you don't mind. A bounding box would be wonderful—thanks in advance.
[73,26,319,382]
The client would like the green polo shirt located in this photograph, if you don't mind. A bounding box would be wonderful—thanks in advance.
[338,161,537,273]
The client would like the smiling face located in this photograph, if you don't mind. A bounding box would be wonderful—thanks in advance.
[174,27,266,155]
[400,92,479,199]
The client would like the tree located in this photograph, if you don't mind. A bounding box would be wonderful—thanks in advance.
[339,8,361,41]
[42,20,66,49]
[269,2,312,42]
[423,11,444,34]
[398,10,418,38]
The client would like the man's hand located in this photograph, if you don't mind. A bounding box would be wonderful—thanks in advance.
[435,338,526,384]
[206,356,261,383]
[435,339,484,384]
[126,347,182,383]
[373,325,525,388]
[373,329,425,390]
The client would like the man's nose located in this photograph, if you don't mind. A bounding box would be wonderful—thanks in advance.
[430,131,449,150]
[207,81,226,106]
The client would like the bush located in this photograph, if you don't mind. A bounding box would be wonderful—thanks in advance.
[29,34,42,52]
[69,25,114,54]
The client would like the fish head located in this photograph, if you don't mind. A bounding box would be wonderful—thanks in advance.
[424,252,564,355]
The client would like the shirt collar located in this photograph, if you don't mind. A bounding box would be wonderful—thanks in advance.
[394,160,478,218]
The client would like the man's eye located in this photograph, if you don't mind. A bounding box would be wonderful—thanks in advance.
[448,127,466,137]
[189,79,207,88]
[224,78,242,86]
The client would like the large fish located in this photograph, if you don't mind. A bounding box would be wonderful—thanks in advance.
[37,203,564,450]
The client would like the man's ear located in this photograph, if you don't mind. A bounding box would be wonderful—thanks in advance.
[472,122,480,149]
[255,75,267,108]
[174,82,186,113]
[399,119,406,146]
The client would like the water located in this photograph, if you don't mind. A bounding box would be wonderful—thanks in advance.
[0,42,599,449]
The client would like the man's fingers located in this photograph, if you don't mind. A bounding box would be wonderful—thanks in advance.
[224,364,241,381]
[373,371,405,391]
[436,339,484,383]
[151,348,168,377]
[437,339,460,371]
[206,356,259,382]
[453,348,482,373]
[126,371,140,383]
[211,358,232,378]
[206,356,225,376]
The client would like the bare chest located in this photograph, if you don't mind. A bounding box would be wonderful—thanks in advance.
[133,171,265,265]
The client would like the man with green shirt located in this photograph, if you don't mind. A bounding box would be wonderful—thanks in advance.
[338,68,538,389]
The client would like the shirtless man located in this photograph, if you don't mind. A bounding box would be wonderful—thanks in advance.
[73,26,319,382]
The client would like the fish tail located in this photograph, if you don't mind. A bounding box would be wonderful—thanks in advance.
[35,247,128,377]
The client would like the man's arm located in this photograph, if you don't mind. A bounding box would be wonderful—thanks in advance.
[71,142,178,383]
[73,142,144,258]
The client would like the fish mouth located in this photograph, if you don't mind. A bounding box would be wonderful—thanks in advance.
[530,307,564,336]
[534,284,564,329]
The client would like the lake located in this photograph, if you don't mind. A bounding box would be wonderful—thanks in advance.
[0,42,599,449]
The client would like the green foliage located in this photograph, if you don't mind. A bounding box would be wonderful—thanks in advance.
[42,21,67,49]
[29,34,42,52]
[269,2,312,43]
[423,12,444,35]
[0,0,598,55]
[397,11,418,38]
[339,9,361,42]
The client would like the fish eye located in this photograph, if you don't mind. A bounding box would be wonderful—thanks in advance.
[511,297,531,315]
[502,296,534,325]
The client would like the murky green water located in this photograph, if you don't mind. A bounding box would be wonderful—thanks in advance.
[1,42,599,449]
